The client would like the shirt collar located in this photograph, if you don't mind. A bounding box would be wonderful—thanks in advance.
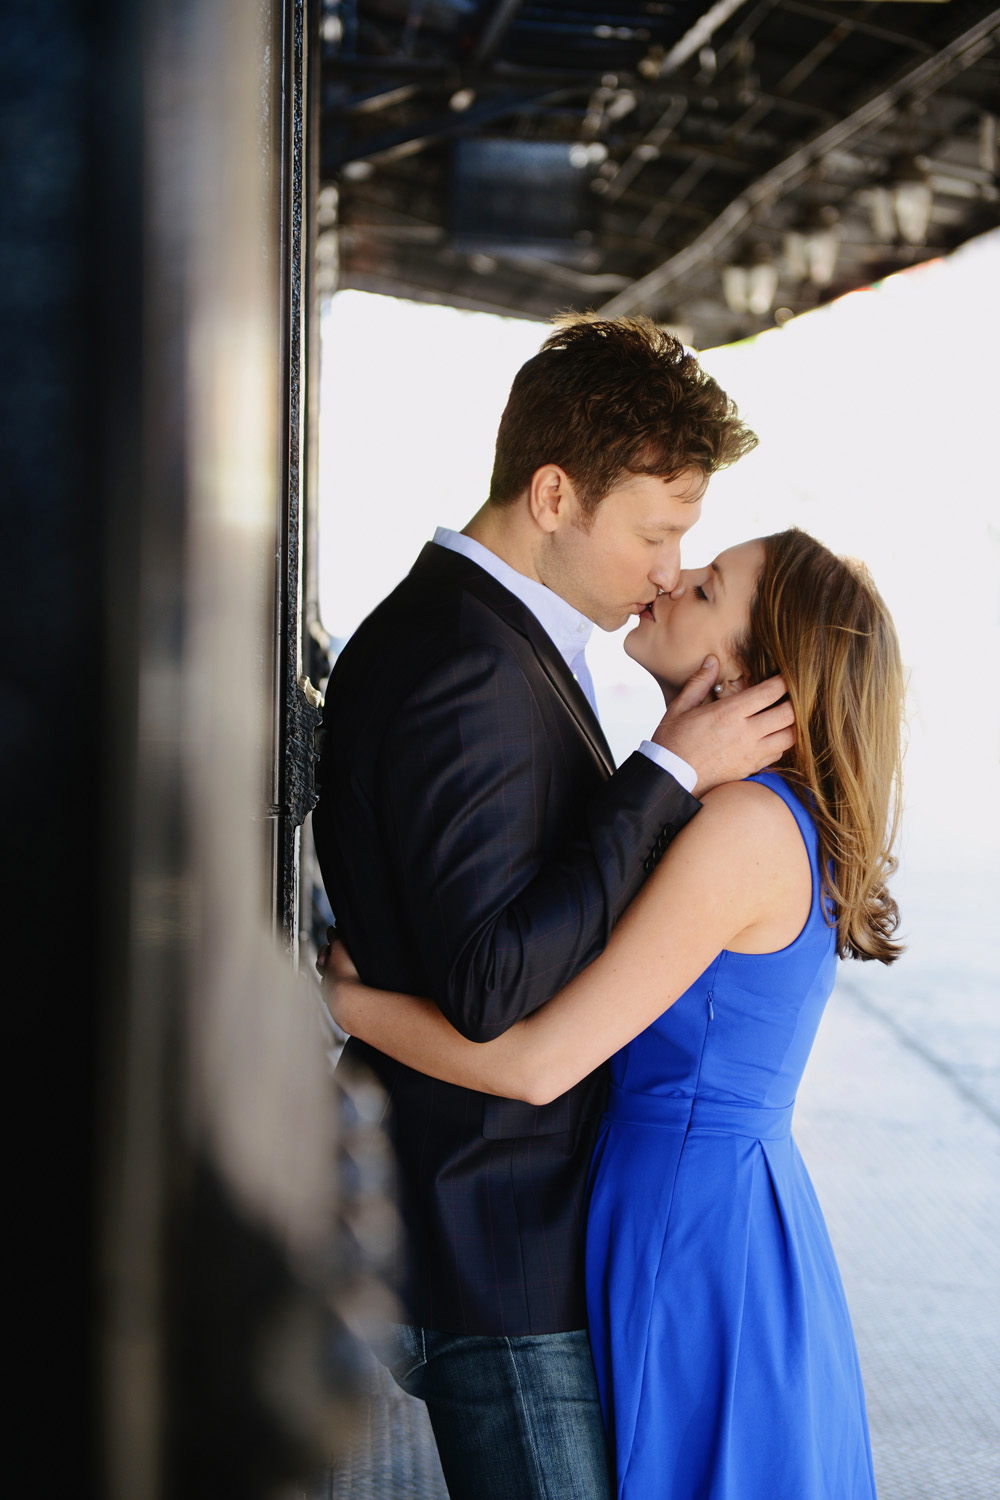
[432,526,593,670]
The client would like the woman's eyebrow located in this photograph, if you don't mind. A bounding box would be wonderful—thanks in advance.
[710,560,725,591]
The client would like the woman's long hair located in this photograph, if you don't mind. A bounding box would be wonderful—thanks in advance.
[733,528,905,964]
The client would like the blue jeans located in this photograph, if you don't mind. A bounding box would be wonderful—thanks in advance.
[376,1323,613,1500]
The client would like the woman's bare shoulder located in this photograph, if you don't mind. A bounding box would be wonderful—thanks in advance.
[690,777,808,870]
[699,776,798,824]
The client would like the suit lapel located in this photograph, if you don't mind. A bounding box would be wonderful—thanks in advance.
[529,635,616,777]
[413,543,616,777]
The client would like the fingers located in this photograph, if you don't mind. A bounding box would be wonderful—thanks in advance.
[669,655,720,714]
[746,698,795,734]
[748,713,796,770]
[753,732,796,770]
[735,674,788,714]
[328,939,360,982]
[760,721,796,755]
[715,686,796,780]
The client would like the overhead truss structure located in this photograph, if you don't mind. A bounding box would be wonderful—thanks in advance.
[321,0,1000,345]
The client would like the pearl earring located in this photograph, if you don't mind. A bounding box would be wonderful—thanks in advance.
[713,683,724,694]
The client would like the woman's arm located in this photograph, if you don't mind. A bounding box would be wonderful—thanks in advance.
[328,779,810,1105]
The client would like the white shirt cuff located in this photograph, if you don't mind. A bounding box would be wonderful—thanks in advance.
[638,739,698,795]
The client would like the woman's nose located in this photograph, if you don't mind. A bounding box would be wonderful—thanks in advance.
[667,569,694,600]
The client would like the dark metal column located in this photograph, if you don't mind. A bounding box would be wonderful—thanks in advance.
[3,1,360,1495]
[274,0,325,958]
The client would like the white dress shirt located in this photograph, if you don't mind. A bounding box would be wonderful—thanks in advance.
[432,528,697,793]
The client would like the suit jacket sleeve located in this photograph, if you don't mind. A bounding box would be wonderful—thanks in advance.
[380,643,699,1042]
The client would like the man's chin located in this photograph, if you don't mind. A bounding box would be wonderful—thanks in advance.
[604,607,639,632]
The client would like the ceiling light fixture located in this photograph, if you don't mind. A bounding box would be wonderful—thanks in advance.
[722,246,778,317]
[784,206,841,288]
[891,156,934,246]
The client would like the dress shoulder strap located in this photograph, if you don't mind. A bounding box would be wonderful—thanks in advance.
[744,770,838,955]
[745,770,823,884]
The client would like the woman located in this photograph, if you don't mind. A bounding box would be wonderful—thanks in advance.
[324,527,904,1500]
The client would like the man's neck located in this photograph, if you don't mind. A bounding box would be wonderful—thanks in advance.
[462,502,542,584]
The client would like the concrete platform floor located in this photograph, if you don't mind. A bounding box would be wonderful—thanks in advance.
[320,952,1000,1499]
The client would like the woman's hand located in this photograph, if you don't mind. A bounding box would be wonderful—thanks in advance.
[315,928,360,1030]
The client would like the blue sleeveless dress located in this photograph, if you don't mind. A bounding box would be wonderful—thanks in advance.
[584,772,877,1500]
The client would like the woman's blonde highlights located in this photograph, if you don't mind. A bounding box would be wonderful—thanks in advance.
[735,529,905,965]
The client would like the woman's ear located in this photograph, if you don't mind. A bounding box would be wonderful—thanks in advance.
[713,673,747,698]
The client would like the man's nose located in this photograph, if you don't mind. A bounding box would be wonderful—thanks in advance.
[664,566,693,600]
[650,554,681,594]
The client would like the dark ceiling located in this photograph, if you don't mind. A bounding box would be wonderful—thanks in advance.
[320,1,1000,347]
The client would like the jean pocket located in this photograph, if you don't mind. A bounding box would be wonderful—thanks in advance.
[371,1322,428,1386]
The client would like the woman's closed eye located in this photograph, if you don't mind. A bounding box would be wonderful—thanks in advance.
[693,584,709,601]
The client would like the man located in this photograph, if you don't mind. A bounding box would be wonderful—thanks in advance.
[312,316,794,1498]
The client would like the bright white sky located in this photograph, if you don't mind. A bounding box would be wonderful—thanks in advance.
[318,230,1000,898]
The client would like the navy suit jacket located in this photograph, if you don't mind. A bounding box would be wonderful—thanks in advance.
[312,541,700,1334]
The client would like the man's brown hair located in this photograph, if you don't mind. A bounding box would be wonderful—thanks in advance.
[488,314,758,512]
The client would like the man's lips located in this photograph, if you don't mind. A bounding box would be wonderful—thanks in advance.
[638,597,658,621]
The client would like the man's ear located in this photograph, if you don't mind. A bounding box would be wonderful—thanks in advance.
[528,465,574,534]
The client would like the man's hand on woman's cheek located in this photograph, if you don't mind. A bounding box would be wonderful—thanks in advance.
[652,659,795,799]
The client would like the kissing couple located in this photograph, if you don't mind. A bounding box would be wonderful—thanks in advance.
[314,315,903,1500]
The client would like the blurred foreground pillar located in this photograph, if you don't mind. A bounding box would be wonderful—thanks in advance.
[1,1,387,1495]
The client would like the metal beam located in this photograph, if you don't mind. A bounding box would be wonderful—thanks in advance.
[599,6,1000,316]
[474,0,525,65]
[778,0,935,57]
[322,86,573,171]
[659,0,753,75]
